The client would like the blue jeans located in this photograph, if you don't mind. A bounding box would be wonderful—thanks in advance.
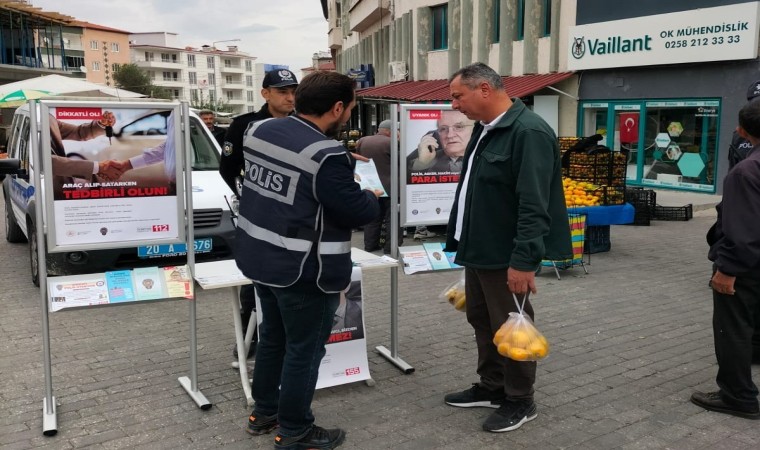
[251,283,339,437]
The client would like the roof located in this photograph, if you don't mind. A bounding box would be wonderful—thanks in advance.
[0,0,75,26]
[356,71,575,102]
[71,20,131,34]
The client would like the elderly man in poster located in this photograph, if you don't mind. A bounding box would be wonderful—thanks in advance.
[408,109,475,174]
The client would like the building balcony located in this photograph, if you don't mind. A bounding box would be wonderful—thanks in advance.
[328,27,342,50]
[349,0,390,33]
[225,97,246,105]
[155,79,185,87]
[134,60,183,70]
[222,81,244,89]
[220,65,244,74]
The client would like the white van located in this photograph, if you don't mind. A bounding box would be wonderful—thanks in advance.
[0,101,237,285]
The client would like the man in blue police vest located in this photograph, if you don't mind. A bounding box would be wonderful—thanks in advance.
[235,71,381,449]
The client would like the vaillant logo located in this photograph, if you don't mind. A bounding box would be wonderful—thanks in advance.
[571,34,653,59]
[572,37,586,59]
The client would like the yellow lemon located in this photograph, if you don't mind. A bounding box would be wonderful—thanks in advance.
[529,341,548,358]
[497,342,511,357]
[507,347,531,361]
[509,329,531,348]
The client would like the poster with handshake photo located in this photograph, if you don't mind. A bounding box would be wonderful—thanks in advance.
[41,103,183,249]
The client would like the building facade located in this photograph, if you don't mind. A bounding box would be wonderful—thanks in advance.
[326,0,579,137]
[572,0,760,194]
[75,21,131,86]
[129,32,258,114]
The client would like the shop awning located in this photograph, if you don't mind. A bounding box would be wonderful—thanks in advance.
[357,71,575,102]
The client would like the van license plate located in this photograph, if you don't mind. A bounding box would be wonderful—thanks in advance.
[137,238,213,258]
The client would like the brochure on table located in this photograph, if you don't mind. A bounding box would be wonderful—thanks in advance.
[399,243,461,275]
[400,104,469,227]
[47,265,194,312]
[39,101,185,253]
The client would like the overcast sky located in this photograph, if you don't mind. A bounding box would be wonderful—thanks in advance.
[31,0,329,77]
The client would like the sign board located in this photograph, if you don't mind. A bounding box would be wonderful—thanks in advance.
[655,133,672,148]
[40,101,185,253]
[568,2,760,70]
[400,104,471,226]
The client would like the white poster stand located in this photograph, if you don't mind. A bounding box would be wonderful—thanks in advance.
[31,101,210,437]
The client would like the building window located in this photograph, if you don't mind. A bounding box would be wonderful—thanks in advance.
[336,1,342,27]
[224,59,233,68]
[209,91,216,102]
[161,53,171,62]
[112,63,120,73]
[145,52,154,62]
[247,90,254,102]
[245,60,252,71]
[207,56,215,68]
[191,89,199,101]
[493,0,500,43]
[225,75,234,84]
[163,71,178,81]
[208,73,216,85]
[226,91,234,101]
[432,4,448,50]
[148,71,155,81]
[92,61,100,71]
[188,54,196,67]
[189,72,197,85]
[246,75,253,87]
[173,89,180,99]
[111,42,120,52]
[543,0,551,37]
[517,0,525,41]
[90,40,98,50]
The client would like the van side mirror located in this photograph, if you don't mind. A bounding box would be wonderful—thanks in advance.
[0,158,21,176]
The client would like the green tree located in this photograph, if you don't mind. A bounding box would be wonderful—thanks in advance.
[190,89,233,113]
[113,63,171,99]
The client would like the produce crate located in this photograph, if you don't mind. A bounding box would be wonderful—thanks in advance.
[584,225,611,254]
[624,188,656,226]
[564,149,628,187]
[559,137,581,154]
[592,185,626,206]
[653,204,693,221]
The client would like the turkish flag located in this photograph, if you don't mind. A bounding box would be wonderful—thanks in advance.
[619,113,639,143]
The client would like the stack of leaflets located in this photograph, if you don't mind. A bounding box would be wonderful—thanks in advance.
[399,242,460,275]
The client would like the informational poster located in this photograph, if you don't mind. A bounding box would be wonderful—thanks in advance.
[316,267,371,389]
[105,270,136,303]
[400,244,461,275]
[40,102,184,252]
[162,265,194,299]
[400,104,473,226]
[133,267,164,301]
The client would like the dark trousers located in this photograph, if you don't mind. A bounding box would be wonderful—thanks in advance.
[713,275,760,410]
[363,197,390,252]
[465,267,536,401]
[240,284,257,335]
[251,283,339,437]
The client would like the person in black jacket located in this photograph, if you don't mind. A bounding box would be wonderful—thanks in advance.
[692,99,760,420]
[220,69,298,361]
[727,80,760,170]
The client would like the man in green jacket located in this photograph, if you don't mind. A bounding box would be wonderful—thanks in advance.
[443,63,572,433]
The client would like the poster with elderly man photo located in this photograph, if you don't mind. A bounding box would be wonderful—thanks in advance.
[401,104,474,226]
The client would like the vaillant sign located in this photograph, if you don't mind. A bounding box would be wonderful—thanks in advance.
[568,1,760,70]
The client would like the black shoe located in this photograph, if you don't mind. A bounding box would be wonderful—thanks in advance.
[274,425,346,449]
[482,400,537,432]
[690,391,760,420]
[232,339,256,359]
[444,384,506,408]
[246,412,279,435]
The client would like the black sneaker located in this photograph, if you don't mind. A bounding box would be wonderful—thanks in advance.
[691,391,760,420]
[246,412,279,435]
[233,339,256,359]
[444,384,506,408]
[274,425,346,449]
[482,400,537,432]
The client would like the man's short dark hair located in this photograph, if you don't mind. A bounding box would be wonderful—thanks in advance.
[295,72,355,116]
[199,109,214,116]
[739,99,760,139]
[449,62,503,91]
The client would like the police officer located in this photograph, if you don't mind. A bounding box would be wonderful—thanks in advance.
[728,80,760,170]
[237,71,380,448]
[220,69,299,193]
[219,69,298,361]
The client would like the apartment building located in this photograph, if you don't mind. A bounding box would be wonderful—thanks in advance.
[76,21,131,86]
[129,32,258,114]
[325,0,579,136]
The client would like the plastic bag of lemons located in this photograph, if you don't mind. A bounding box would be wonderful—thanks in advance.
[440,272,466,311]
[493,293,549,361]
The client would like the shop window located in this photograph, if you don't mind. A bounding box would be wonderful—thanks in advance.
[432,4,448,50]
[543,0,551,37]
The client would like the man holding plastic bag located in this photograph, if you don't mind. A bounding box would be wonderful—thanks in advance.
[442,63,572,433]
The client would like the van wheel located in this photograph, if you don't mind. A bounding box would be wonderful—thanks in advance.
[5,200,26,243]
[29,221,40,287]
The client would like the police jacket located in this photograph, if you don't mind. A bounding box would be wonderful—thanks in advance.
[445,99,572,270]
[728,130,753,170]
[234,116,380,293]
[219,105,274,193]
